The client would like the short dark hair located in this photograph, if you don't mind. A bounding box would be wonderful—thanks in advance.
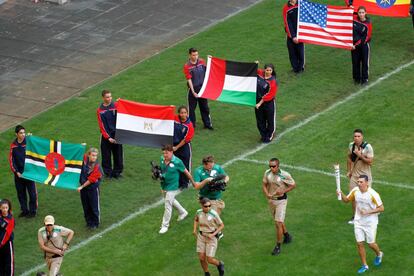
[0,199,12,213]
[358,175,369,182]
[15,125,25,134]
[354,128,363,135]
[199,197,210,205]
[162,144,173,152]
[101,89,111,97]
[177,105,188,113]
[202,155,215,164]
[188,47,198,54]
[269,158,279,165]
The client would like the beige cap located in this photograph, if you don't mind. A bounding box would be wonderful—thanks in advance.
[44,215,55,225]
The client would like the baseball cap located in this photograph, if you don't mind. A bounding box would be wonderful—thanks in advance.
[44,215,55,225]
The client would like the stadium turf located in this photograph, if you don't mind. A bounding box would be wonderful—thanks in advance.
[0,0,413,275]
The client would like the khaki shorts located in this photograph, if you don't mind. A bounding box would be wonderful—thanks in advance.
[268,199,287,222]
[354,223,377,244]
[46,256,63,276]
[210,199,225,214]
[196,233,218,257]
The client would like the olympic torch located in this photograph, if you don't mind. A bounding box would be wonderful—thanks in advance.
[334,164,341,200]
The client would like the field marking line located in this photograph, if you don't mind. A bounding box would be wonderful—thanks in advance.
[240,158,414,190]
[21,60,414,275]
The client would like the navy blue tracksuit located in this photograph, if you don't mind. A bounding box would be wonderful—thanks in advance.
[9,138,37,216]
[97,102,123,177]
[173,118,194,189]
[80,156,103,228]
[283,2,305,73]
[352,17,372,84]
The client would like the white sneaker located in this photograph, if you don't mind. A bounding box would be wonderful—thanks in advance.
[177,211,188,222]
[348,217,354,224]
[159,226,168,234]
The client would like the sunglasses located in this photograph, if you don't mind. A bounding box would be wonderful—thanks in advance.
[46,224,53,226]
[269,165,277,168]
[203,205,211,208]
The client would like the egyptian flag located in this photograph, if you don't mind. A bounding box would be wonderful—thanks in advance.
[198,57,257,107]
[23,136,85,190]
[345,0,410,17]
[115,99,175,148]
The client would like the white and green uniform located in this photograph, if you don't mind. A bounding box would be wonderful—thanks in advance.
[160,155,187,228]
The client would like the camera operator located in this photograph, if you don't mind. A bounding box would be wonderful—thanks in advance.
[158,145,195,234]
[37,215,74,276]
[193,155,229,216]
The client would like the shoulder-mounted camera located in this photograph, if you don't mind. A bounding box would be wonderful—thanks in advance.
[208,174,227,192]
[150,161,164,181]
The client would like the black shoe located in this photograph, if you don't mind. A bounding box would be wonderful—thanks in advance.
[104,174,112,179]
[112,174,122,179]
[204,126,214,130]
[19,212,29,218]
[204,272,211,276]
[26,213,36,218]
[217,261,225,276]
[361,79,368,85]
[283,234,292,244]
[271,246,281,256]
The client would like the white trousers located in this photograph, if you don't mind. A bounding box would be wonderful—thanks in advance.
[161,190,187,228]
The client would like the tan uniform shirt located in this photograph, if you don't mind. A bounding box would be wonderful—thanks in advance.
[196,209,223,233]
[38,225,72,258]
[263,169,295,200]
[348,142,374,186]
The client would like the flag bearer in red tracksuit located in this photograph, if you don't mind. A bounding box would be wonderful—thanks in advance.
[9,125,37,218]
[77,148,103,229]
[183,48,213,130]
[0,199,15,276]
[352,6,372,85]
[173,106,195,189]
[283,0,305,73]
[97,90,123,179]
[255,64,278,143]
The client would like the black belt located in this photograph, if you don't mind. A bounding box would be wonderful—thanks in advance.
[199,231,214,235]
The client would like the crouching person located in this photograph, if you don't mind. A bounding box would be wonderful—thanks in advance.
[193,198,225,276]
[38,215,74,276]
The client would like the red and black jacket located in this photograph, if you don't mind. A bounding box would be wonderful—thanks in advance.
[9,138,26,175]
[257,69,278,102]
[353,17,372,47]
[80,155,103,190]
[283,1,298,39]
[0,214,15,248]
[183,58,206,89]
[97,102,117,140]
[173,115,194,146]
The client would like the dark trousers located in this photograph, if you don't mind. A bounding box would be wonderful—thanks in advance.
[175,143,192,189]
[287,37,305,73]
[80,186,100,227]
[14,175,37,215]
[188,89,212,128]
[0,240,14,276]
[255,100,276,142]
[351,43,370,83]
[100,136,123,177]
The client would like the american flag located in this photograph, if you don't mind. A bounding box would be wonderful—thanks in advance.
[298,0,354,50]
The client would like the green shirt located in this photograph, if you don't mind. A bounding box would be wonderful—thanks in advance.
[194,164,226,199]
[160,155,186,191]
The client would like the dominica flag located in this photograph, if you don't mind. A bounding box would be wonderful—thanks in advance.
[115,99,175,148]
[345,0,410,17]
[22,135,85,190]
[198,56,257,107]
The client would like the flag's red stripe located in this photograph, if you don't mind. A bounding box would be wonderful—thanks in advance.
[350,0,410,17]
[201,57,226,100]
[325,24,353,30]
[117,99,175,120]
[299,39,353,50]
[300,25,352,35]
[326,18,353,23]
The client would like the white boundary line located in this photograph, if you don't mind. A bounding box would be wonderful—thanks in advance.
[241,158,414,190]
[21,62,414,275]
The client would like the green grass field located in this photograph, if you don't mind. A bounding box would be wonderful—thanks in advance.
[0,0,413,275]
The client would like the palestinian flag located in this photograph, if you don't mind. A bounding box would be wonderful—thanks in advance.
[345,0,410,17]
[198,56,257,107]
[115,99,175,148]
[22,136,85,190]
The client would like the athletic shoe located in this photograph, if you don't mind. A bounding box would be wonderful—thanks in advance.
[357,265,369,274]
[374,251,383,266]
[283,233,292,244]
[204,272,211,276]
[18,212,28,218]
[177,211,188,222]
[348,217,355,224]
[159,226,168,234]
[204,126,214,130]
[271,246,281,256]
[217,261,225,276]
